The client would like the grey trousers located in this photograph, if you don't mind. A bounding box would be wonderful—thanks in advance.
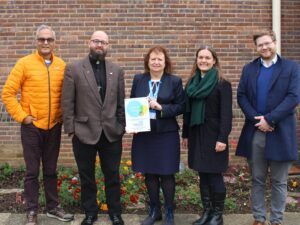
[248,130,292,224]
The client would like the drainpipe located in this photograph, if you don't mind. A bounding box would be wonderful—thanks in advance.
[272,0,281,55]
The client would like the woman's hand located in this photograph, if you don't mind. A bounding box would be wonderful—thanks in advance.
[149,99,162,111]
[215,141,226,152]
[182,138,188,148]
[125,127,138,134]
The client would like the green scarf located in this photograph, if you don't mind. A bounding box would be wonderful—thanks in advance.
[185,67,218,126]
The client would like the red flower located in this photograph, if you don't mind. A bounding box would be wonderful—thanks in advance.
[75,188,81,193]
[71,177,78,185]
[62,174,68,179]
[139,185,146,191]
[73,194,79,200]
[57,179,62,186]
[121,188,126,196]
[135,173,142,178]
[96,179,100,184]
[130,195,139,204]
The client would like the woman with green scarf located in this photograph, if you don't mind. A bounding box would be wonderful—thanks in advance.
[182,46,232,225]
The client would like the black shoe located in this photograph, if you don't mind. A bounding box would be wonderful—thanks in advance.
[141,206,162,225]
[81,215,98,225]
[109,214,124,225]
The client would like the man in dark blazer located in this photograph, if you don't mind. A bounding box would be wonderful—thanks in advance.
[62,31,125,225]
[236,30,300,225]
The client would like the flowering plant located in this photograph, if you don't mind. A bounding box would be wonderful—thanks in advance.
[54,158,146,211]
[3,162,298,213]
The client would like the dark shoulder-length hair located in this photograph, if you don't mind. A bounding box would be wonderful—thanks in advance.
[189,45,228,81]
[144,46,172,74]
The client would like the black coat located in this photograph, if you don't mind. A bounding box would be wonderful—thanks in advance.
[182,80,232,173]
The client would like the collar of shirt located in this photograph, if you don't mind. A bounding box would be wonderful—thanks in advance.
[260,54,278,68]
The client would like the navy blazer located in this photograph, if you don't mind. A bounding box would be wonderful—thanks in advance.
[130,73,185,133]
[236,55,300,161]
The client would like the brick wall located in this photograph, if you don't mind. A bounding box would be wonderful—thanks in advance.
[0,0,299,167]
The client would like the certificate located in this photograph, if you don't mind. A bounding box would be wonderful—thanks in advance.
[125,97,150,132]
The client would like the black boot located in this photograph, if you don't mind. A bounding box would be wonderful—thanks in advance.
[192,188,212,225]
[141,205,162,225]
[163,207,174,225]
[204,192,225,225]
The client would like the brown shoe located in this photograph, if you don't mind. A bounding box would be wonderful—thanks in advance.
[253,221,265,225]
[46,205,74,222]
[25,211,37,225]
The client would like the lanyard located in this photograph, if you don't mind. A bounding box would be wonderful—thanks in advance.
[148,80,161,99]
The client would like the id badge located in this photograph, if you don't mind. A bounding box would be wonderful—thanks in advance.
[149,109,156,119]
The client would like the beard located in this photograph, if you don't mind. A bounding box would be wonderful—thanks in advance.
[89,48,107,61]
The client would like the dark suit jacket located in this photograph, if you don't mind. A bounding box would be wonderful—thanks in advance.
[62,56,125,144]
[130,73,185,132]
[236,55,300,161]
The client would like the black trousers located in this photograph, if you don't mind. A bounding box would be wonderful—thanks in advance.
[72,133,122,216]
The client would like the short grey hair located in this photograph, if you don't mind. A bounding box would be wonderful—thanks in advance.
[36,25,56,39]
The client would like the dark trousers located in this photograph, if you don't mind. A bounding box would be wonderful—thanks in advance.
[72,133,122,216]
[199,172,225,193]
[145,174,175,209]
[21,123,61,212]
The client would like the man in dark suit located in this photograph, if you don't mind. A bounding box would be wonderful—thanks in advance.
[236,30,300,225]
[62,31,125,225]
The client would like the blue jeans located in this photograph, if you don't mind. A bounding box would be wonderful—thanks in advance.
[248,130,292,224]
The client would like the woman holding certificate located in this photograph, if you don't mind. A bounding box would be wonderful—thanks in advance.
[182,46,232,225]
[129,46,185,225]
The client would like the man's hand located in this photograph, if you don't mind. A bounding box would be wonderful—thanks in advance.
[22,115,36,125]
[215,141,226,152]
[254,116,274,132]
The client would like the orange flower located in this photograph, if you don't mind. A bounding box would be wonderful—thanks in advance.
[126,160,132,167]
[100,203,108,211]
[95,156,100,165]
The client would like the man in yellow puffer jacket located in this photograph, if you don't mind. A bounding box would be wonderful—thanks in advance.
[1,25,73,225]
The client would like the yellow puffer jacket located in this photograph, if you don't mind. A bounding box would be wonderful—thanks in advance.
[2,51,66,130]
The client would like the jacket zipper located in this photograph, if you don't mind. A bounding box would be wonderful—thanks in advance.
[46,65,51,130]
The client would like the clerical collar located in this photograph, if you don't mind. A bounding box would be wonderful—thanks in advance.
[89,55,104,65]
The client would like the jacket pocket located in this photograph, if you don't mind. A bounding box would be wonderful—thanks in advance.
[74,116,88,122]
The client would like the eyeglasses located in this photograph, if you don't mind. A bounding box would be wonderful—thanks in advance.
[37,38,55,43]
[257,41,274,49]
[91,39,109,46]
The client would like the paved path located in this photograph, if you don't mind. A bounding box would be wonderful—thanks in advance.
[1,213,300,225]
